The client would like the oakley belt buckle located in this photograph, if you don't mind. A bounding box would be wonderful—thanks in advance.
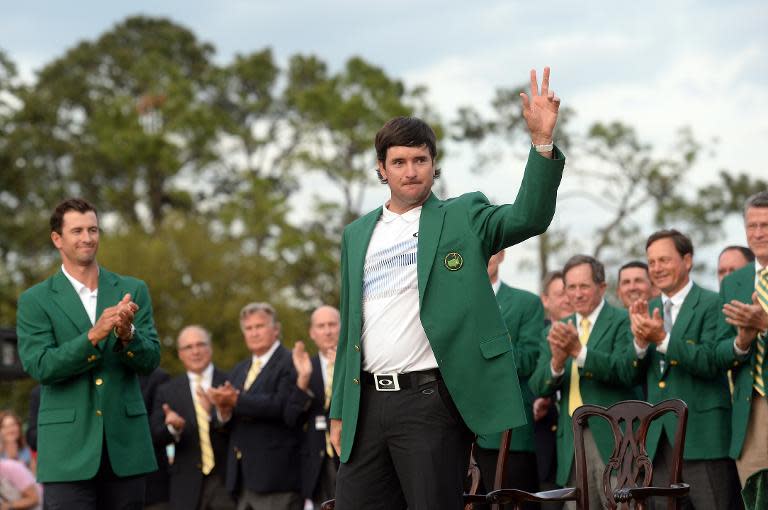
[373,373,401,391]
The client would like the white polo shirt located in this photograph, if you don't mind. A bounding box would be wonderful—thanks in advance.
[360,204,438,374]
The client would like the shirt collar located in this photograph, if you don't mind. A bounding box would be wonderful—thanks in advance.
[491,278,501,295]
[381,203,422,224]
[662,279,694,306]
[61,265,98,294]
[577,298,605,327]
[252,340,281,367]
[187,363,214,384]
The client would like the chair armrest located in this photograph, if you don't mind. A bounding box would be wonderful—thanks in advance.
[487,487,579,505]
[614,483,690,503]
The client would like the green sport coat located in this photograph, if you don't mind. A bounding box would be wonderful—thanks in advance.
[719,262,764,459]
[476,283,544,453]
[330,147,565,463]
[17,267,160,482]
[529,301,641,486]
[638,283,742,461]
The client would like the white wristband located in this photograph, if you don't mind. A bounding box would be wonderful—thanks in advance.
[532,141,554,153]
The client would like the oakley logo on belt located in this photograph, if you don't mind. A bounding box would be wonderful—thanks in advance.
[374,373,401,391]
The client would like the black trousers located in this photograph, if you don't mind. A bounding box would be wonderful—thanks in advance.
[43,440,146,510]
[475,448,540,510]
[334,378,473,510]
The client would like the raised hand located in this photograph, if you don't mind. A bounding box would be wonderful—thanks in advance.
[114,294,139,342]
[550,320,581,358]
[519,67,561,146]
[292,340,312,391]
[630,303,665,346]
[162,403,186,431]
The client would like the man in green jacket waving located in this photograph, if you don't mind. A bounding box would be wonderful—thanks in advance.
[329,67,564,510]
[17,198,160,510]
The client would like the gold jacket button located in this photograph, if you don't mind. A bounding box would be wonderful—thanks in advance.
[96,410,102,416]
[95,378,103,386]
[354,345,361,352]
[88,355,97,362]
[670,360,678,366]
[126,351,135,358]
[353,378,360,385]
[658,381,666,389]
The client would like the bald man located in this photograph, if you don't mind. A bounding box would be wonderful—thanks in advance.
[301,306,340,509]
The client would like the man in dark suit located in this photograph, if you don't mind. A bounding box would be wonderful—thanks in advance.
[720,192,768,487]
[208,302,313,510]
[301,305,341,509]
[474,250,543,509]
[139,367,171,510]
[529,255,641,510]
[16,197,160,510]
[331,68,564,510]
[151,326,234,510]
[630,229,744,508]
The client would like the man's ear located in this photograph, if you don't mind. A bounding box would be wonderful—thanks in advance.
[377,161,387,181]
[51,231,62,249]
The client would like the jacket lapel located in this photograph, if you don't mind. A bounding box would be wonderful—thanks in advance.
[735,262,756,302]
[671,283,699,343]
[348,208,381,324]
[417,193,446,305]
[586,303,613,350]
[49,270,93,334]
[96,267,121,319]
[97,268,122,352]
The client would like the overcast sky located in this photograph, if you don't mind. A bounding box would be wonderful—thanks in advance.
[3,0,766,291]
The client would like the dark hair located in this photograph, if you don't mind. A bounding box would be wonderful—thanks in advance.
[541,270,565,296]
[618,260,649,280]
[719,245,755,263]
[374,116,441,183]
[744,190,768,217]
[645,229,693,258]
[50,198,98,234]
[563,255,605,285]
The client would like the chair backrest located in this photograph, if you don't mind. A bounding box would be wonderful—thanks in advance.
[571,399,688,509]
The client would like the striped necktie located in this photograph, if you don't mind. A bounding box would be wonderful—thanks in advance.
[568,318,590,416]
[754,268,768,396]
[193,374,215,475]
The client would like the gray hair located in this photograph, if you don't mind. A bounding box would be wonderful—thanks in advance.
[744,190,768,217]
[563,254,606,285]
[239,302,278,325]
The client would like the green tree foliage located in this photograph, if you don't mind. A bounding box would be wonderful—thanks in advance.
[0,18,438,402]
[285,55,442,225]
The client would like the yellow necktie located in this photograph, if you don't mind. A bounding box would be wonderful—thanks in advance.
[753,268,768,396]
[324,360,335,458]
[568,318,591,416]
[324,360,334,411]
[244,358,262,391]
[193,374,214,475]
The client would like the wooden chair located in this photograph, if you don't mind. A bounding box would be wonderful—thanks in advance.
[488,399,690,509]
[320,429,513,510]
